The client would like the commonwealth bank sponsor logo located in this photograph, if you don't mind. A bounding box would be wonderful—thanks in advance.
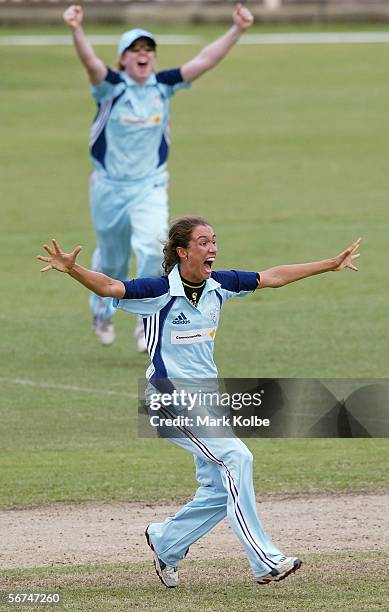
[171,327,216,344]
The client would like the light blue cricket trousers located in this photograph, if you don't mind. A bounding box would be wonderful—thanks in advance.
[148,435,285,579]
[89,171,169,319]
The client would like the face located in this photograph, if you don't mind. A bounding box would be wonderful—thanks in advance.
[120,38,156,84]
[178,225,218,282]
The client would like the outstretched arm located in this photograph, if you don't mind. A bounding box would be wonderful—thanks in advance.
[180,3,253,82]
[258,238,361,289]
[63,4,107,85]
[37,239,125,299]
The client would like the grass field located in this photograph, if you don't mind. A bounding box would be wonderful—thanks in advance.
[0,23,388,611]
[1,552,387,611]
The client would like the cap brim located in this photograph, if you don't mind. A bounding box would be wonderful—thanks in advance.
[123,37,156,53]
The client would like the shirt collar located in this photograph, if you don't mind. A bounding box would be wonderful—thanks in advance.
[168,265,220,296]
[120,72,157,87]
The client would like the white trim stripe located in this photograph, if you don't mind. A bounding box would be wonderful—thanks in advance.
[150,315,156,354]
[90,99,112,148]
[150,313,160,361]
[145,313,160,360]
[145,316,152,350]
[149,315,156,354]
[90,102,108,142]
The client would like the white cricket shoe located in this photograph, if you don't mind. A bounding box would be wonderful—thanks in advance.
[93,316,115,346]
[257,557,302,585]
[134,316,147,353]
[145,527,178,588]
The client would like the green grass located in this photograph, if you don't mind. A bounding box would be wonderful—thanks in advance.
[0,30,388,508]
[1,552,387,611]
[1,438,387,507]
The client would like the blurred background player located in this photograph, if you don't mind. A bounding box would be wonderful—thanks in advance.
[63,3,254,350]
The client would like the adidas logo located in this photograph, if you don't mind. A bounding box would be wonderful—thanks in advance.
[172,312,190,325]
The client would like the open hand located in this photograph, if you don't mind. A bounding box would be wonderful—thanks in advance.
[63,4,83,29]
[333,238,361,271]
[233,3,254,30]
[37,239,82,273]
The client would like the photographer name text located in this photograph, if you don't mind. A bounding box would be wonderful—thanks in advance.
[150,415,270,428]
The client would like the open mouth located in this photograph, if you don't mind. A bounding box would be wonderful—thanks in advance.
[203,258,215,274]
[137,59,149,68]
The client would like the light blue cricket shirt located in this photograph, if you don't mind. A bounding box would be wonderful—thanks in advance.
[90,67,191,181]
[113,265,259,382]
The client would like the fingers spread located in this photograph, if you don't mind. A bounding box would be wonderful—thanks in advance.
[52,238,61,254]
[343,237,361,259]
[43,244,54,256]
[40,265,52,273]
[37,255,50,262]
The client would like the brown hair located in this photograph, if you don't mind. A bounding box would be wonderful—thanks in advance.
[163,216,211,274]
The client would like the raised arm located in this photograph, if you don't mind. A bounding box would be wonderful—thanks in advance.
[63,4,107,85]
[37,239,125,299]
[180,3,253,83]
[258,239,361,289]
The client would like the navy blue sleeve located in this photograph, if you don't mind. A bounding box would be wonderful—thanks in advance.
[211,270,259,292]
[105,67,123,85]
[156,68,184,86]
[121,276,169,300]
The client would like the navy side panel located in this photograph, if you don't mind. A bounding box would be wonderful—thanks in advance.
[90,89,126,168]
[150,297,177,381]
[158,133,169,167]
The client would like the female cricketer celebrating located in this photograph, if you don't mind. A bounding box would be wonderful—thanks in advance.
[37,217,360,587]
[63,4,254,350]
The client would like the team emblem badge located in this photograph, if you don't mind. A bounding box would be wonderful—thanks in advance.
[209,309,218,324]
